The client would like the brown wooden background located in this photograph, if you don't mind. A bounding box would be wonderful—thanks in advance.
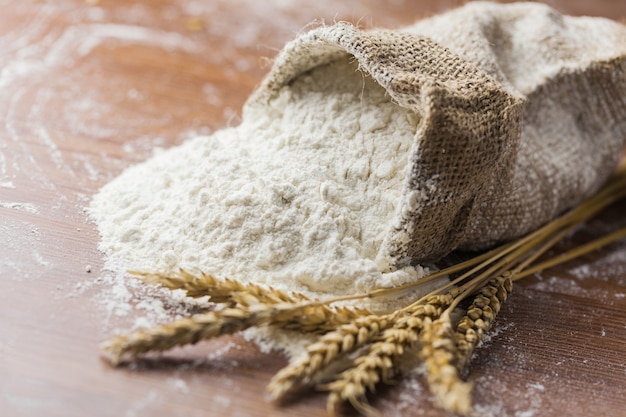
[1,1,626,416]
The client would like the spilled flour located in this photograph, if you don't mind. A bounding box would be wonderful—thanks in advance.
[90,58,435,316]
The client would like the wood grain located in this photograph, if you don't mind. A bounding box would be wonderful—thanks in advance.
[1,1,625,417]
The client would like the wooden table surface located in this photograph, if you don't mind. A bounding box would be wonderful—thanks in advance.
[2,1,626,416]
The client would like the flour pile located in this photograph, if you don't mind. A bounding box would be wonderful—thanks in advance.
[90,58,430,311]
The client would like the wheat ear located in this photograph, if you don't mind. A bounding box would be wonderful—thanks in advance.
[454,276,513,374]
[131,270,372,333]
[268,313,390,401]
[419,312,472,416]
[130,269,310,304]
[322,294,452,416]
[100,306,275,365]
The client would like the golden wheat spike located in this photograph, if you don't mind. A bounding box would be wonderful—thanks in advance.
[100,307,271,365]
[321,295,451,415]
[419,314,472,415]
[454,276,512,374]
[130,269,311,304]
[268,313,389,401]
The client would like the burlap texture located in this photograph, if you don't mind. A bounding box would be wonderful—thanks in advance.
[245,2,626,268]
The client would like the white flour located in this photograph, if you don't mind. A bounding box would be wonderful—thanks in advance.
[90,58,434,313]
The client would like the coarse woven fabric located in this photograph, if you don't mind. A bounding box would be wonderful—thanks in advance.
[246,2,626,268]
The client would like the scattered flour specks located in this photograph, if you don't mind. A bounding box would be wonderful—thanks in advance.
[205,341,238,362]
[166,378,190,395]
[125,389,161,417]
[0,200,39,214]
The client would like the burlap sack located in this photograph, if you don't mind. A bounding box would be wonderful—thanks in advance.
[246,2,626,269]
